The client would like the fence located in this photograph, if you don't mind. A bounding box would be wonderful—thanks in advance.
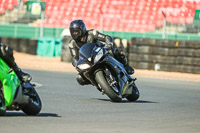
[1,24,200,41]
[0,24,63,39]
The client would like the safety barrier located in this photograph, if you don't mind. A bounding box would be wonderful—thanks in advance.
[129,38,200,74]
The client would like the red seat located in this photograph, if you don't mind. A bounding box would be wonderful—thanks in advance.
[42,0,199,32]
[0,7,5,14]
[0,0,17,14]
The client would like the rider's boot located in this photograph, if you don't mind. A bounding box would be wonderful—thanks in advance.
[114,48,134,75]
[124,63,134,75]
[13,63,32,82]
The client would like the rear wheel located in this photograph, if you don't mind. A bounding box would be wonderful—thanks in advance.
[21,89,42,116]
[95,69,122,102]
[126,83,140,102]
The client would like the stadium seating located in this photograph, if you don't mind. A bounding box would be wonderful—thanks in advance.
[37,0,199,32]
[0,0,18,14]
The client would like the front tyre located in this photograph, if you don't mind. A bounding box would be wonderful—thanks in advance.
[21,89,42,116]
[95,70,122,102]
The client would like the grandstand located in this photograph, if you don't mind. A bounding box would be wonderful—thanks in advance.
[0,0,199,33]
[37,0,198,32]
[0,0,17,13]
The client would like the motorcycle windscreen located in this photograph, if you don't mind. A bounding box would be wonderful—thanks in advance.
[77,56,88,66]
[79,43,96,59]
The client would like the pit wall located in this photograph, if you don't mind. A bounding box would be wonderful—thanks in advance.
[129,38,200,74]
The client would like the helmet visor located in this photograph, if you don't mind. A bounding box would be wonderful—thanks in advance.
[70,28,82,40]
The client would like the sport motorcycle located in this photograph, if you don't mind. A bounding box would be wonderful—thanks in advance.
[0,57,42,116]
[76,42,140,102]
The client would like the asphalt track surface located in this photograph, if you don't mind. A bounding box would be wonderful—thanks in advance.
[0,69,200,133]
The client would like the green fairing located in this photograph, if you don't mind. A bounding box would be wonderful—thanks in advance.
[0,58,20,106]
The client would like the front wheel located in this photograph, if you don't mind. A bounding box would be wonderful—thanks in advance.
[95,70,122,102]
[21,89,42,115]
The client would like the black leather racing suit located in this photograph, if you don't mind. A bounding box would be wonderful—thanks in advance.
[69,29,132,85]
[0,42,31,82]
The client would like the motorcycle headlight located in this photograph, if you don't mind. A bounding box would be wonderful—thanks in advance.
[77,63,91,70]
[94,48,103,63]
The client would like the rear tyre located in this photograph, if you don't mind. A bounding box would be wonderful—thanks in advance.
[126,83,140,102]
[21,89,42,116]
[95,70,122,102]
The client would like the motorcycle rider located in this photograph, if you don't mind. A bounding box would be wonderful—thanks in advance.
[69,19,134,85]
[0,39,32,82]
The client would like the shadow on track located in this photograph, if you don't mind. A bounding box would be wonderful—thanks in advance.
[4,112,61,117]
[135,100,158,103]
[96,99,158,103]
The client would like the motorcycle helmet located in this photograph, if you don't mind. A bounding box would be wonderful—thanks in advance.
[69,20,86,40]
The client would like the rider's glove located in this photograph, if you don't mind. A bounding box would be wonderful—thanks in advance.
[72,59,77,67]
[104,42,113,50]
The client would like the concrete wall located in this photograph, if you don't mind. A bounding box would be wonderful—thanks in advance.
[129,38,200,74]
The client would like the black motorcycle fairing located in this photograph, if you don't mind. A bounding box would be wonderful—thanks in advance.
[76,43,107,72]
[76,56,91,67]
[79,43,103,59]
[22,82,34,90]
[79,43,106,63]
[22,82,36,97]
[79,43,95,59]
[100,56,130,93]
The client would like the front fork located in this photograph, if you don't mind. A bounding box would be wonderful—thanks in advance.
[82,69,103,92]
[104,68,118,88]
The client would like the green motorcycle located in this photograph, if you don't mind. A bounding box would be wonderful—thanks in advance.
[0,57,42,116]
